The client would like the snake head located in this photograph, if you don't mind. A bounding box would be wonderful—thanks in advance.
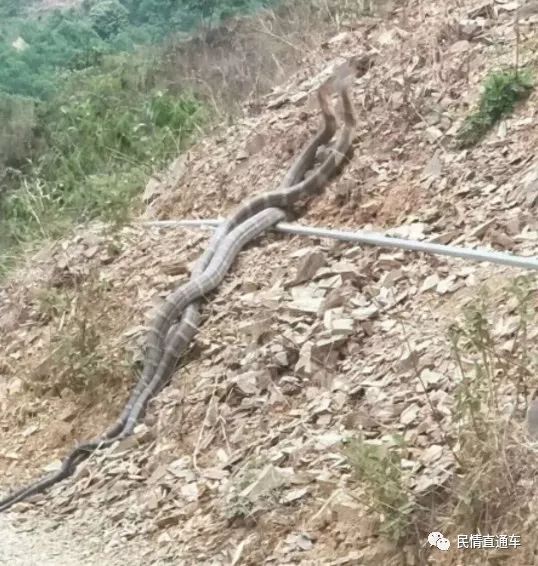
[347,53,375,78]
[325,53,374,94]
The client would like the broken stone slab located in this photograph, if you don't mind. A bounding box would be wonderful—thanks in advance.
[287,296,325,314]
[237,316,273,342]
[323,309,355,335]
[286,250,327,287]
[239,464,295,501]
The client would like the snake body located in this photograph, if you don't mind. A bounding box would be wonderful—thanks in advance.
[142,77,357,393]
[139,82,356,409]
[0,56,365,512]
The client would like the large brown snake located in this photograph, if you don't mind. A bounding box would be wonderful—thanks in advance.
[0,56,365,511]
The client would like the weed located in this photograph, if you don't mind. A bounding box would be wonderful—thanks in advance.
[0,55,207,250]
[324,0,390,20]
[456,68,533,148]
[223,459,284,522]
[343,434,415,541]
[33,287,71,323]
[27,272,132,400]
[446,279,538,532]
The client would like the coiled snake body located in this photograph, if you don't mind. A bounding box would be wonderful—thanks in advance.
[0,55,367,512]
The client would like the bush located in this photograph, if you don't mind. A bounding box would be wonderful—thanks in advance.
[0,55,207,254]
[0,93,37,169]
[457,69,533,148]
[0,0,29,18]
[0,13,105,99]
[89,0,129,39]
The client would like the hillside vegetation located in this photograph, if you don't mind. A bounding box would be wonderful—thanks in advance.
[0,0,274,274]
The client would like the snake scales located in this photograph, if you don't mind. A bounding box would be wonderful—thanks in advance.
[0,55,367,512]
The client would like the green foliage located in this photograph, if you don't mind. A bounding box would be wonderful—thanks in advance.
[344,435,415,541]
[89,0,129,39]
[0,0,274,275]
[0,0,276,100]
[119,0,184,29]
[0,0,30,18]
[457,69,533,148]
[0,12,105,99]
[185,0,270,27]
[0,93,36,168]
[0,55,207,255]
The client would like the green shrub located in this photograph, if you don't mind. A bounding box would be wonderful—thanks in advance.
[0,93,37,169]
[89,1,129,39]
[457,69,533,148]
[0,56,207,254]
[0,0,30,18]
[0,13,105,98]
[0,1,278,100]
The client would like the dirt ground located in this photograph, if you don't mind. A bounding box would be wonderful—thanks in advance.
[0,511,155,566]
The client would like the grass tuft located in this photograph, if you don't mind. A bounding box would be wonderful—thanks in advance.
[444,277,538,536]
[456,69,533,148]
[343,435,415,542]
[27,271,133,401]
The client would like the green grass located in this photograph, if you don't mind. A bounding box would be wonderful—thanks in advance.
[456,69,533,148]
[343,435,415,542]
[0,53,208,275]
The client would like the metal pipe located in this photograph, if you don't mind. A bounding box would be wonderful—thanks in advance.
[143,218,538,272]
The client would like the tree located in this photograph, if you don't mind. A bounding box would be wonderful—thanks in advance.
[89,1,129,39]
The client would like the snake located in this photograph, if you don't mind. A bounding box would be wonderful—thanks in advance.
[140,66,360,405]
[129,80,357,430]
[0,56,364,512]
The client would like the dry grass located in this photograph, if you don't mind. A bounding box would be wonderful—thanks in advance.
[440,278,538,549]
[158,0,391,120]
[25,269,133,403]
[343,276,538,562]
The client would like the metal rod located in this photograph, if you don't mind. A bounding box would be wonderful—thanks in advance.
[143,219,538,272]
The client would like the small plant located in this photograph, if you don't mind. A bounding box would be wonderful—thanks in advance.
[28,273,131,400]
[223,459,283,522]
[322,0,392,23]
[456,68,533,148]
[447,280,538,532]
[224,488,257,522]
[33,287,70,323]
[343,435,414,541]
